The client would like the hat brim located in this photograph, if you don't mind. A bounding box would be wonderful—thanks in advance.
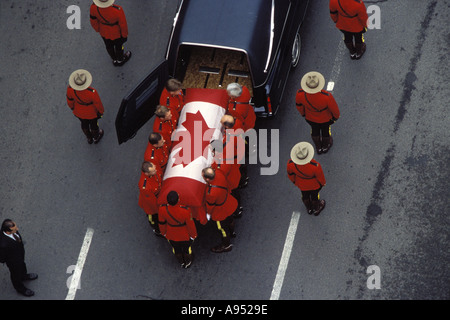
[290,142,314,165]
[301,72,325,94]
[93,0,115,8]
[69,69,93,91]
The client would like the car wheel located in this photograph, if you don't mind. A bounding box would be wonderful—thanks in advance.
[291,32,301,68]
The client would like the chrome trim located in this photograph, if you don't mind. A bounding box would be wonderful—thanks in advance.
[264,0,275,73]
[166,0,184,61]
[264,1,292,74]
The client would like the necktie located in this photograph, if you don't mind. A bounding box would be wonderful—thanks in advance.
[13,233,21,243]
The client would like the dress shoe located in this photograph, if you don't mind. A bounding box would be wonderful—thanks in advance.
[23,273,38,281]
[211,244,233,253]
[19,288,35,297]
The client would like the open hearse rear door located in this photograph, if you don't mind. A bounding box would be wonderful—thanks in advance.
[115,60,168,144]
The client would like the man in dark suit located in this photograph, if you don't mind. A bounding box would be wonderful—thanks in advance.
[0,219,38,297]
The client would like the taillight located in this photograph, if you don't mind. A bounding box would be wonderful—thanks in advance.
[267,96,273,116]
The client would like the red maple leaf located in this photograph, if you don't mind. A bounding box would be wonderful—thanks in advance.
[172,111,214,167]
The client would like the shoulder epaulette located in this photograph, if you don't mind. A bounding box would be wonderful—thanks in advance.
[112,5,121,10]
[319,90,329,96]
[87,87,95,93]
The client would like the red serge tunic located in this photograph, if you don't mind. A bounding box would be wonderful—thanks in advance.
[89,4,128,40]
[138,170,162,215]
[158,204,197,242]
[159,88,184,119]
[329,0,368,33]
[217,125,246,166]
[205,170,238,221]
[295,89,340,124]
[153,117,178,149]
[211,162,241,191]
[66,86,104,120]
[227,86,256,132]
[144,142,169,170]
[287,159,326,191]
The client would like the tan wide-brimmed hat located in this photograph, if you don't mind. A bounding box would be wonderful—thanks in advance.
[290,142,314,165]
[93,0,115,8]
[69,69,93,91]
[301,71,325,94]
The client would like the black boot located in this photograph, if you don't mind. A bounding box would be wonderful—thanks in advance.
[175,253,185,268]
[82,128,93,144]
[355,43,366,60]
[311,135,322,154]
[321,136,333,153]
[211,237,233,253]
[312,199,326,216]
[183,253,194,269]
[116,51,132,66]
[302,198,313,215]
[92,128,104,144]
[344,41,357,59]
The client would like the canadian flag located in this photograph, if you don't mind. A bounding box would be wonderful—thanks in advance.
[158,88,227,207]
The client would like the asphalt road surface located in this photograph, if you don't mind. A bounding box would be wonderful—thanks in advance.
[0,0,448,302]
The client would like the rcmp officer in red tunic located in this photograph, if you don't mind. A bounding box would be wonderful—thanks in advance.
[226,83,256,132]
[153,105,178,149]
[158,191,197,268]
[90,0,131,66]
[66,69,105,144]
[202,167,238,253]
[159,79,184,121]
[144,132,170,171]
[211,154,243,219]
[138,162,163,237]
[287,142,327,216]
[329,0,369,59]
[296,72,340,154]
[219,115,248,189]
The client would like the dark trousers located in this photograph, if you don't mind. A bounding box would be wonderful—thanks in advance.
[301,188,322,202]
[215,215,235,241]
[340,29,365,44]
[306,120,333,137]
[102,37,126,61]
[78,118,99,132]
[169,239,194,255]
[8,262,28,293]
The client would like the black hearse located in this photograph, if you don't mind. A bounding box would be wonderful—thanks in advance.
[116,0,309,144]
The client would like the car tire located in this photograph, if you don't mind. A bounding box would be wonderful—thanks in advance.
[291,32,301,68]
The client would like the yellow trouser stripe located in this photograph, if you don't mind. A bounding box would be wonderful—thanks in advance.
[216,221,227,238]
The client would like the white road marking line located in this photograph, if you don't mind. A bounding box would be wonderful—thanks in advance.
[270,211,301,300]
[65,228,94,300]
[327,40,346,92]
